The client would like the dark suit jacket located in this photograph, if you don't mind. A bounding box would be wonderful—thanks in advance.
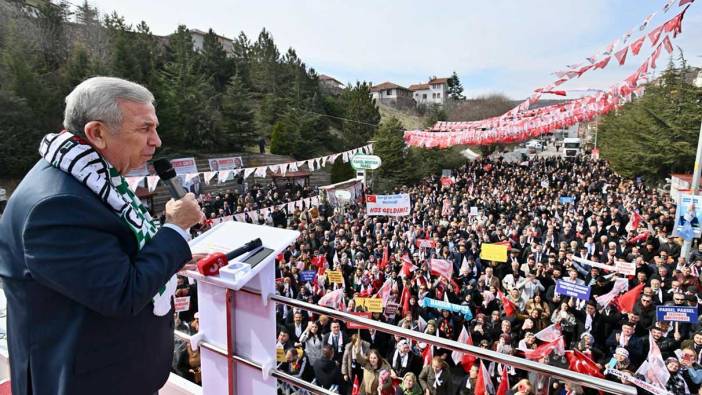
[0,161,192,395]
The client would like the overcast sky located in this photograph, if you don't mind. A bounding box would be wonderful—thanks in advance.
[85,0,702,99]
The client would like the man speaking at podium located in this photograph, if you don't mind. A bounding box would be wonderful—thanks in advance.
[0,77,203,395]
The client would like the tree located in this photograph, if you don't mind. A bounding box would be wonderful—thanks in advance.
[218,75,257,150]
[330,159,356,183]
[270,118,300,156]
[372,117,412,189]
[424,104,447,128]
[598,58,702,180]
[154,25,218,149]
[197,29,232,92]
[0,90,44,177]
[341,82,381,148]
[447,71,465,101]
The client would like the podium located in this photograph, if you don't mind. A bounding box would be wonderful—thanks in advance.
[184,221,299,395]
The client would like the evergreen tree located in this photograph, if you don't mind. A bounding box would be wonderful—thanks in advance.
[155,25,218,149]
[231,31,252,89]
[447,71,465,101]
[75,0,99,25]
[424,104,447,128]
[341,82,381,148]
[0,90,41,176]
[372,117,411,189]
[599,59,702,180]
[270,118,300,156]
[197,29,232,92]
[218,75,257,150]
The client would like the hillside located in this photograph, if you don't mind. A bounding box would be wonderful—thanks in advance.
[378,103,426,130]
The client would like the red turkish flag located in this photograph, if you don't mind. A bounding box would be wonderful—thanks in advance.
[630,36,645,55]
[648,25,664,46]
[351,375,360,395]
[662,35,674,54]
[366,195,376,203]
[617,282,644,313]
[593,56,611,70]
[497,290,516,317]
[614,47,629,65]
[665,7,688,37]
[452,327,477,373]
[496,366,510,395]
[565,349,604,378]
[650,43,664,69]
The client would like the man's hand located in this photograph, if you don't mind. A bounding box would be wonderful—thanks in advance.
[180,253,209,272]
[166,193,203,230]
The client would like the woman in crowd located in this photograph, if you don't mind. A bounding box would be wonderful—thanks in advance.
[357,349,392,395]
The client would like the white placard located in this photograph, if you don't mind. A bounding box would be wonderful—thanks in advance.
[366,194,411,217]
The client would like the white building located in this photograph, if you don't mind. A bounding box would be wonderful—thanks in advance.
[409,77,449,105]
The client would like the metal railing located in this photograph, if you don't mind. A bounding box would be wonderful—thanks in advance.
[239,288,637,395]
[174,330,336,395]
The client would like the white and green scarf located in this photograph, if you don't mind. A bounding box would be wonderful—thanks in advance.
[39,131,177,316]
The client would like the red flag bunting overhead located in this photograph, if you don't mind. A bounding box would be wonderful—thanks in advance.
[614,47,629,65]
[662,35,674,53]
[542,90,567,96]
[648,25,664,46]
[403,0,695,149]
[650,43,663,69]
[630,36,646,55]
[593,56,611,70]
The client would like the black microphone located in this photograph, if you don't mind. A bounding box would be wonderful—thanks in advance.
[225,238,263,260]
[153,159,187,199]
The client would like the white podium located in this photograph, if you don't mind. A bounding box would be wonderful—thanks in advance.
[184,221,299,395]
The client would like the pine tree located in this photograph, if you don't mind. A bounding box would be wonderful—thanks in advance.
[155,25,218,149]
[197,29,233,92]
[373,117,411,189]
[447,71,465,101]
[341,82,381,148]
[598,58,702,180]
[218,75,257,150]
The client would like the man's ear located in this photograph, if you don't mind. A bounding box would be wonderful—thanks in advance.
[84,121,109,150]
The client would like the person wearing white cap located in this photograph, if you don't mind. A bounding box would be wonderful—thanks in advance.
[605,347,630,371]
[390,339,420,380]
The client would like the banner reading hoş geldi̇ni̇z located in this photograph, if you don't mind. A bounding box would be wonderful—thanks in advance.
[366,194,411,217]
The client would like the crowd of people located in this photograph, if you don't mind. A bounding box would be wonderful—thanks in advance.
[197,181,315,222]
[269,155,702,395]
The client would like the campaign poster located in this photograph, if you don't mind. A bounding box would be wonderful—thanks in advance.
[674,194,702,239]
[208,157,244,171]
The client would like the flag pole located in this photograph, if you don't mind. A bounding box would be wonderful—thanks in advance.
[681,119,702,259]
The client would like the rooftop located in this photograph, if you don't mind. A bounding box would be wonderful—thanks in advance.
[371,81,409,92]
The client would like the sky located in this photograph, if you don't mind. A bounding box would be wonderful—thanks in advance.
[85,0,702,99]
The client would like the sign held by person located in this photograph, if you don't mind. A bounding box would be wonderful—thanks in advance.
[480,243,508,262]
[656,306,699,323]
[366,194,411,217]
[555,280,591,300]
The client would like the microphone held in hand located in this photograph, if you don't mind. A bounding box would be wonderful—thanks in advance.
[153,158,187,199]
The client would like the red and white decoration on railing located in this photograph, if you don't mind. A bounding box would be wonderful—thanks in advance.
[404,0,694,148]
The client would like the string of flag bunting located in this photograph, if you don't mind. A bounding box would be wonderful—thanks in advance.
[124,143,373,193]
[404,0,694,148]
